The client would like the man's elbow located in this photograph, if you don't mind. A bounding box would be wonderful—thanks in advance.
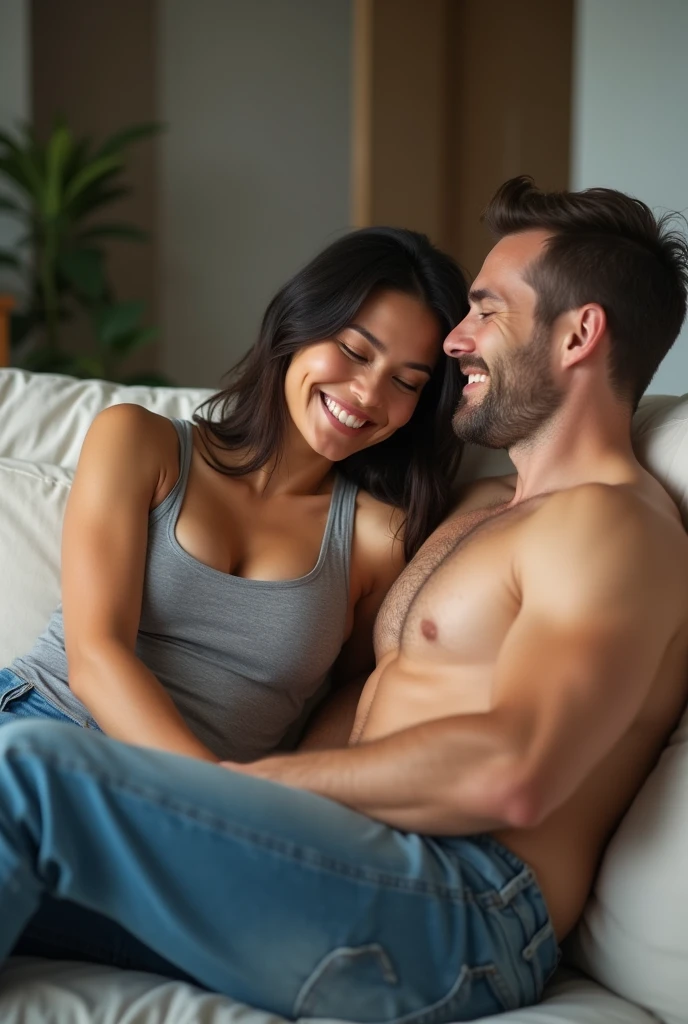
[485,763,546,829]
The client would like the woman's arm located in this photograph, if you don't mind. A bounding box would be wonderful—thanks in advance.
[61,405,219,762]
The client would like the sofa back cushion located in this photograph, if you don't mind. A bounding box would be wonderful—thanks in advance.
[0,369,212,467]
[0,459,71,664]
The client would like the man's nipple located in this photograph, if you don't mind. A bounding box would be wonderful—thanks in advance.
[420,619,438,642]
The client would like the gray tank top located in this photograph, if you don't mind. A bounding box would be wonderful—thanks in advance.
[11,419,359,760]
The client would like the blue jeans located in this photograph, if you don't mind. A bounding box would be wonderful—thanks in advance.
[0,718,558,1022]
[0,667,102,731]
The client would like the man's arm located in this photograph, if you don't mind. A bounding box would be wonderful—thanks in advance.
[229,486,681,833]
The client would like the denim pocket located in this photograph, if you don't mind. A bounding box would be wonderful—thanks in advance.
[294,944,509,1024]
[0,672,33,711]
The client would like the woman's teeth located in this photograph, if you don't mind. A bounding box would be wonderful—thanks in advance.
[323,395,367,429]
[467,373,488,384]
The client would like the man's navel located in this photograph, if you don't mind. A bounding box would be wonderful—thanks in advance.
[420,619,438,642]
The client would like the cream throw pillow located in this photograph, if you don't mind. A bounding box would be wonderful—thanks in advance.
[0,459,70,666]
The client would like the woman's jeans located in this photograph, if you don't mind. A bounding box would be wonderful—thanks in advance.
[0,684,559,1022]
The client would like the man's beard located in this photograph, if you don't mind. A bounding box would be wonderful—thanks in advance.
[452,322,563,449]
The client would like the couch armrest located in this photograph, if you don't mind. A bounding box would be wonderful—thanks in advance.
[0,296,15,367]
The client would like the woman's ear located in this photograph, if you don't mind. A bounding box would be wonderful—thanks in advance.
[560,303,607,369]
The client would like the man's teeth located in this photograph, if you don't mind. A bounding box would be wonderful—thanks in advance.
[467,373,488,385]
[323,395,367,429]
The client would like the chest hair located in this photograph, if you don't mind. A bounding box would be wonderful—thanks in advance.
[374,501,511,657]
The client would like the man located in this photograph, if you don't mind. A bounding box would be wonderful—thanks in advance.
[1,177,688,1022]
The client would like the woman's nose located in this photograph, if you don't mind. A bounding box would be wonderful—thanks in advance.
[350,371,382,410]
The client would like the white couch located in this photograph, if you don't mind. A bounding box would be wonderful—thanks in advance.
[0,367,686,1024]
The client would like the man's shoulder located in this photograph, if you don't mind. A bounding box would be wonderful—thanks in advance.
[525,481,688,583]
[534,480,683,539]
[451,473,517,517]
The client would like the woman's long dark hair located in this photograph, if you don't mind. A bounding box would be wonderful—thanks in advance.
[194,227,468,560]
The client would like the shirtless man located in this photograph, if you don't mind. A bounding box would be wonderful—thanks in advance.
[1,177,687,1022]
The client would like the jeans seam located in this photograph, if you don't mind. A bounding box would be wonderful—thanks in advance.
[4,748,473,900]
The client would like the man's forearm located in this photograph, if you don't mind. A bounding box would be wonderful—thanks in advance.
[231,712,524,835]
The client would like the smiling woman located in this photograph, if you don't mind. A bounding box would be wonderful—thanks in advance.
[1,226,468,773]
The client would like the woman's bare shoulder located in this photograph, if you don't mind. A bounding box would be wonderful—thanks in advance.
[355,489,405,542]
[351,490,406,588]
[81,405,182,498]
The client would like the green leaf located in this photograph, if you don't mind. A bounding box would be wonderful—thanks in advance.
[63,154,123,208]
[61,354,107,379]
[121,370,174,387]
[77,223,149,244]
[43,124,73,217]
[0,155,35,198]
[57,248,106,301]
[0,195,24,216]
[94,300,145,348]
[63,135,93,182]
[20,347,78,374]
[97,121,164,157]
[109,324,159,355]
[0,250,21,270]
[10,310,36,347]
[69,185,131,220]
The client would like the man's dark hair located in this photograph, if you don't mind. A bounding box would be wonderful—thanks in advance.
[194,227,467,560]
[484,176,688,407]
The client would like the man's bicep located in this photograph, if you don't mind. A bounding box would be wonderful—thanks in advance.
[492,514,672,810]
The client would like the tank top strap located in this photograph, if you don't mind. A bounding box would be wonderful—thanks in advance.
[149,418,195,524]
[320,473,359,586]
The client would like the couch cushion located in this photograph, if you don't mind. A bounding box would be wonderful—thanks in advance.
[0,459,71,666]
[0,961,655,1024]
[564,394,688,1024]
[0,369,212,468]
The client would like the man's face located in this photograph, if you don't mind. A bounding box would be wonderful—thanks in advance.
[444,230,564,449]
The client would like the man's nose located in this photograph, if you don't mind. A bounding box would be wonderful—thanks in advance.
[443,316,474,359]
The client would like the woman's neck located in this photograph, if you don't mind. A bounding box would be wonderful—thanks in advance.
[202,419,336,498]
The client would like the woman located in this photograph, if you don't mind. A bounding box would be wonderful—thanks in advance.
[0,227,467,762]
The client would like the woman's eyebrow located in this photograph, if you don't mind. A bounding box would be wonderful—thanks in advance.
[349,324,433,375]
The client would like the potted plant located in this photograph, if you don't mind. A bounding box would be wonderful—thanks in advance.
[0,118,166,383]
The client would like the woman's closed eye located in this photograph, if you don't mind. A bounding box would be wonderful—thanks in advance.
[338,341,367,362]
[394,377,420,393]
[338,340,420,393]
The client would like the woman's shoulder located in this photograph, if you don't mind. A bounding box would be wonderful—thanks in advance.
[87,404,181,456]
[81,406,183,498]
[351,490,406,589]
[354,489,406,542]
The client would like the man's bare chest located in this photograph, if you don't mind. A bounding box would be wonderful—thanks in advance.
[373,500,515,656]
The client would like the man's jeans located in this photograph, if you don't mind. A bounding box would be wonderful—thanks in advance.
[0,718,558,1023]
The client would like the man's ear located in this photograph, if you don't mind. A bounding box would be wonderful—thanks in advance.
[559,303,607,369]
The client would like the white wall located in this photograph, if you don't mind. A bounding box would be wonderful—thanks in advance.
[158,0,352,387]
[572,0,688,396]
[0,0,29,295]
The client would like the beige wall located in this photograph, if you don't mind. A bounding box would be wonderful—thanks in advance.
[31,0,159,374]
[158,0,353,387]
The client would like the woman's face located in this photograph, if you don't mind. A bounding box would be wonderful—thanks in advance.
[284,289,442,461]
